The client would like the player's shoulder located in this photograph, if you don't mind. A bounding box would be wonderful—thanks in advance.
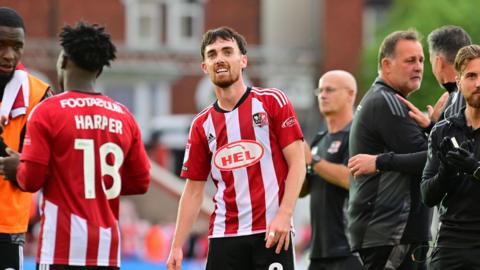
[191,104,214,127]
[250,86,289,108]
[367,86,408,118]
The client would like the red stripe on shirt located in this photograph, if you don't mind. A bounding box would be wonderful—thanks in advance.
[211,110,239,234]
[54,211,71,264]
[86,222,99,265]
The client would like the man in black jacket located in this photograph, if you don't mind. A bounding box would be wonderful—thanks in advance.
[422,44,480,269]
[348,29,430,270]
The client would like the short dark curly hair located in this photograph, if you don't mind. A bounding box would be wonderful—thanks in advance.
[0,7,25,30]
[59,22,116,72]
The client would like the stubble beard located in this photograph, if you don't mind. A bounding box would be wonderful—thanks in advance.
[467,95,480,108]
[212,71,240,88]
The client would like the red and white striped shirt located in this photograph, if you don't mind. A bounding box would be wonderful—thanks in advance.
[20,91,150,266]
[181,87,303,237]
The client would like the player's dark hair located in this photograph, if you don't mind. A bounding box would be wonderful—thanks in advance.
[378,29,421,70]
[200,26,247,60]
[59,22,116,72]
[428,25,472,65]
[0,7,25,30]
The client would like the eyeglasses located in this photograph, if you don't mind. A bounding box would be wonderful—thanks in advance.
[314,86,344,96]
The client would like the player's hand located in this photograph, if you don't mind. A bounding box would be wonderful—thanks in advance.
[166,247,183,270]
[0,148,20,182]
[429,92,449,123]
[446,147,480,176]
[265,209,291,254]
[395,94,431,129]
[348,154,377,177]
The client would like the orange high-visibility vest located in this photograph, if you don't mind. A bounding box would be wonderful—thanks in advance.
[0,74,48,233]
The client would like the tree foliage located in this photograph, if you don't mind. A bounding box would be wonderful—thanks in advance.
[360,0,479,109]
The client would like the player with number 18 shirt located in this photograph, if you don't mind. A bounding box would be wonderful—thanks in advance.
[16,22,150,268]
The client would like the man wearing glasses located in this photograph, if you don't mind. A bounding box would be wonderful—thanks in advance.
[301,70,362,270]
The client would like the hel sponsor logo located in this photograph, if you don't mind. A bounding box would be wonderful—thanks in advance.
[327,140,341,154]
[281,116,297,128]
[253,112,268,127]
[214,140,264,171]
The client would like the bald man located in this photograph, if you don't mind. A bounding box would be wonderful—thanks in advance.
[301,70,362,270]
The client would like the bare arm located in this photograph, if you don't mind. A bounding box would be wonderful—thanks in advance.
[312,159,349,190]
[265,140,305,254]
[167,180,206,270]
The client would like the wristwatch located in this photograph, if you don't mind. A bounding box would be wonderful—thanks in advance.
[307,154,322,175]
[312,154,322,165]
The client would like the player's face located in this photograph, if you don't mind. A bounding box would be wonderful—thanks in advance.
[56,50,65,92]
[201,38,247,88]
[458,58,480,108]
[383,39,424,95]
[317,75,353,116]
[0,26,24,85]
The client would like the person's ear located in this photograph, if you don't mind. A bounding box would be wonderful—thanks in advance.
[437,55,446,72]
[96,67,103,78]
[240,54,248,69]
[381,57,392,74]
[60,55,68,69]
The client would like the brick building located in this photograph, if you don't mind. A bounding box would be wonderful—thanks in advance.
[0,0,381,223]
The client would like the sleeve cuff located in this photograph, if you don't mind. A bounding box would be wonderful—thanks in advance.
[376,152,394,171]
[424,121,435,134]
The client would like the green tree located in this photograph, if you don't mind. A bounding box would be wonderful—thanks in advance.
[360,0,479,109]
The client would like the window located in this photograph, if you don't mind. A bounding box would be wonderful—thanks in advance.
[167,1,204,48]
[123,0,204,50]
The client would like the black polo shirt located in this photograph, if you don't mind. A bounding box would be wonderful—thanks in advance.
[308,123,352,258]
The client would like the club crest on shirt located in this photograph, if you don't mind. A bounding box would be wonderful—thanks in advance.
[213,140,264,171]
[252,112,268,127]
[327,140,341,154]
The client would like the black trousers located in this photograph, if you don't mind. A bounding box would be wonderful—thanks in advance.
[206,233,295,270]
[359,243,427,270]
[429,247,480,270]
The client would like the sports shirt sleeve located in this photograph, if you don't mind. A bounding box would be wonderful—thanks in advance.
[421,127,450,207]
[180,118,211,181]
[376,151,427,175]
[272,94,304,149]
[374,92,427,162]
[121,116,151,195]
[20,104,51,166]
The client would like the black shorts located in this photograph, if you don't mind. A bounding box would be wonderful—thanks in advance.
[206,233,295,270]
[0,241,23,270]
[308,255,362,270]
[36,264,119,270]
